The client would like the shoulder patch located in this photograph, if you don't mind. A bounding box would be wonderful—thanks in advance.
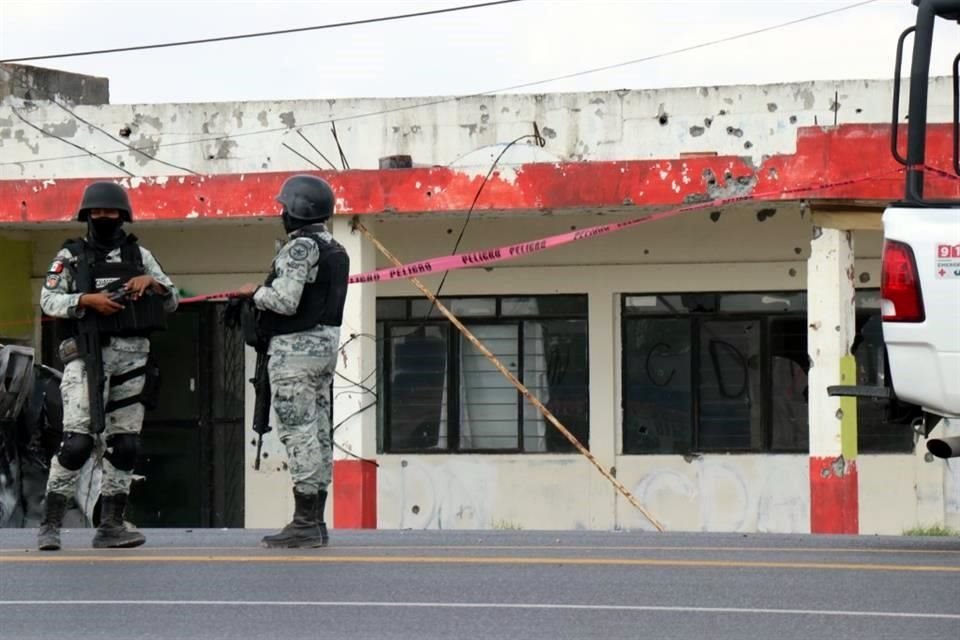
[44,274,61,289]
[288,240,312,261]
[48,260,64,274]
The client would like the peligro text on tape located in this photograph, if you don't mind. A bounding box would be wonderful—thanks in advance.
[15,166,953,312]
[178,164,960,306]
[345,168,904,286]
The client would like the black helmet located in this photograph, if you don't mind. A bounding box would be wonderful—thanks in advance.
[275,175,335,222]
[76,181,133,222]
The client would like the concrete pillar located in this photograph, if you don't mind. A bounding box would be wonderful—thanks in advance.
[330,216,378,528]
[589,288,617,530]
[807,225,859,534]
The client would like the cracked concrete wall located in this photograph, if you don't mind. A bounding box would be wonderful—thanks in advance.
[1,78,954,180]
[0,64,109,106]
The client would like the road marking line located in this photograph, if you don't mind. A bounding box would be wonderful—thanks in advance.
[2,543,957,555]
[0,600,958,620]
[1,554,958,572]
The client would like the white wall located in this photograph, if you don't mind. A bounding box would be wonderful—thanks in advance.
[2,78,955,180]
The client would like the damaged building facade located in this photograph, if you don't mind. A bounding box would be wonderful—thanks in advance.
[1,64,958,534]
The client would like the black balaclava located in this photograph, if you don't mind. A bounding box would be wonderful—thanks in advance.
[88,216,125,249]
[282,209,309,234]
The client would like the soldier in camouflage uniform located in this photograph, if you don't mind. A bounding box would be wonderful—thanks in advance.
[237,174,349,549]
[37,182,178,551]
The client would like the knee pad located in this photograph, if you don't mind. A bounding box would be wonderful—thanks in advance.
[57,432,95,471]
[105,433,140,471]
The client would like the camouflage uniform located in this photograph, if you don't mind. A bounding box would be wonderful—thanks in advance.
[41,244,179,499]
[254,225,339,495]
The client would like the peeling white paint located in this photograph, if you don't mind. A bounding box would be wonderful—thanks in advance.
[186,211,199,218]
[494,166,519,186]
[0,78,955,179]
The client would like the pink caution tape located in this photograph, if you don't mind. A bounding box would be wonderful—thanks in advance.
[179,164,952,305]
[346,167,906,285]
[8,166,943,320]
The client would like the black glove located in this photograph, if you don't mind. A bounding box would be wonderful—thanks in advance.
[223,298,244,329]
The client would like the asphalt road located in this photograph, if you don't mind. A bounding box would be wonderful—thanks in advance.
[1,528,958,640]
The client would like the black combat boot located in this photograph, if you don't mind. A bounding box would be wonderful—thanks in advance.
[317,489,329,547]
[37,492,68,551]
[261,490,324,549]
[92,494,146,549]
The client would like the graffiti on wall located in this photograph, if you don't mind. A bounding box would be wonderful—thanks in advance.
[628,457,809,533]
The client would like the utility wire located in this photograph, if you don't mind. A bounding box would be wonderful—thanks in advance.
[426,127,546,319]
[0,0,879,168]
[0,0,525,63]
[9,103,134,176]
[478,0,881,94]
[296,130,339,171]
[49,97,201,175]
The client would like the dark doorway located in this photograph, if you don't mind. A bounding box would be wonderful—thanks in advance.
[42,303,245,528]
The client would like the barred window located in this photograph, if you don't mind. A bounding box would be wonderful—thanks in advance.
[621,291,916,454]
[377,296,589,453]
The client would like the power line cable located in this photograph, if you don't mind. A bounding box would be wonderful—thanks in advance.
[8,103,135,176]
[0,0,526,63]
[425,127,545,320]
[49,97,201,175]
[0,0,880,168]
[478,0,881,95]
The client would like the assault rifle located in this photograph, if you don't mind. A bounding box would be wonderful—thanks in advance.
[67,260,127,436]
[250,348,272,471]
[225,298,272,470]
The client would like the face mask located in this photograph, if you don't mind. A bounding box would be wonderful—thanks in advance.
[282,210,307,234]
[281,211,295,234]
[89,217,123,244]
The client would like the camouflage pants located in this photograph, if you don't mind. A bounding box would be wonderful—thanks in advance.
[268,350,336,495]
[46,343,147,498]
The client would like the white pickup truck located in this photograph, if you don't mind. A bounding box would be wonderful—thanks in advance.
[883,207,960,456]
[836,0,960,458]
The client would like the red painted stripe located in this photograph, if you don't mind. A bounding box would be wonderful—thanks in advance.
[0,124,956,224]
[332,459,377,529]
[809,456,859,535]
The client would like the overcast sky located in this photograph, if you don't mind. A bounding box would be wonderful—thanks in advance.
[0,0,956,105]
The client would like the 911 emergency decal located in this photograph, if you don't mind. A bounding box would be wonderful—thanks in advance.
[936,244,960,279]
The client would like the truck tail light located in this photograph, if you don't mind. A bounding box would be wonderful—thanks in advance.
[881,240,925,322]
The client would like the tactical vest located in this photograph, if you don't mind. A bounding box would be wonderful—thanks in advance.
[258,230,350,337]
[62,234,167,338]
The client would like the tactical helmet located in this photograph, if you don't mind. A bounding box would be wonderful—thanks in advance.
[76,181,133,222]
[275,175,335,222]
